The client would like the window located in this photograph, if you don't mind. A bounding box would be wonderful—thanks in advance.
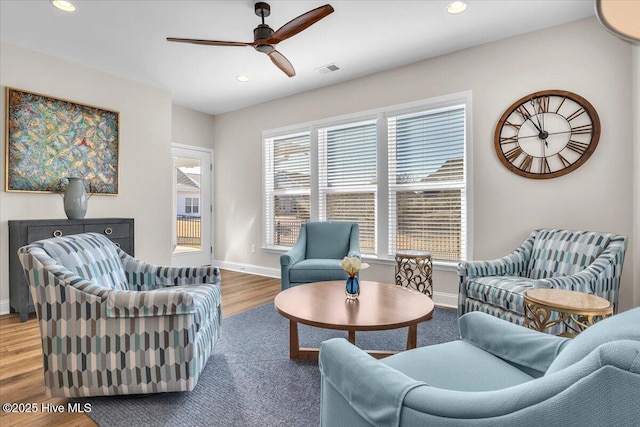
[264,132,311,247]
[263,92,470,264]
[388,107,466,261]
[318,120,377,254]
[185,197,199,214]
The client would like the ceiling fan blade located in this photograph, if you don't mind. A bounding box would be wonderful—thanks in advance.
[268,50,296,77]
[265,4,334,44]
[167,37,254,47]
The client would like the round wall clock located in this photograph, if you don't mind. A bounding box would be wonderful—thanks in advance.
[494,90,600,179]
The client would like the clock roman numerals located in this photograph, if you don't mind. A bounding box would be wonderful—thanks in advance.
[541,157,551,174]
[535,96,549,113]
[504,146,523,162]
[500,135,519,144]
[519,154,533,172]
[516,105,533,121]
[566,107,586,122]
[494,90,599,179]
[566,140,589,155]
[504,120,521,130]
[571,124,593,135]
[556,153,572,168]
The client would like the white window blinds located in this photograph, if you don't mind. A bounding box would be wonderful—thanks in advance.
[318,120,377,254]
[388,106,466,261]
[264,132,310,247]
[263,92,470,263]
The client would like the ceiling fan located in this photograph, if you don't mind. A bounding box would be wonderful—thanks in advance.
[167,2,334,78]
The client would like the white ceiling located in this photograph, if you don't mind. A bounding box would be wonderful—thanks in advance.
[0,0,596,115]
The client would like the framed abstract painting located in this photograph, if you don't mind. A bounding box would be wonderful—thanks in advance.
[5,87,119,194]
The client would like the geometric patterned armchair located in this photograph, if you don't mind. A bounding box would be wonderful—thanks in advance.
[18,232,221,397]
[458,229,627,332]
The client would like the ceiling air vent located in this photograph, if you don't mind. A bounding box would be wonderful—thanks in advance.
[315,63,340,74]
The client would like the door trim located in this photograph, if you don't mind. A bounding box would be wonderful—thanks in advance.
[171,143,214,265]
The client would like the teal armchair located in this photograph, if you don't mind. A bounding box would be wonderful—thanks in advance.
[280,221,360,290]
[319,308,640,426]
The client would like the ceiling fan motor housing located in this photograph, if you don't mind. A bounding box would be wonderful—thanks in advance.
[254,24,274,52]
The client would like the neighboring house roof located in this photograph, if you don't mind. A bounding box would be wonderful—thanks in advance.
[177,168,200,192]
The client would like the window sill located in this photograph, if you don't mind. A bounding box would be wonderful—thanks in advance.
[263,246,460,272]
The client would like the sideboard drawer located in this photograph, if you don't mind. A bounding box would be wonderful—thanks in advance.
[85,223,131,239]
[27,225,84,242]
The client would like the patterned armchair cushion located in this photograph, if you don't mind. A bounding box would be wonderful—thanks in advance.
[527,230,613,279]
[466,276,542,316]
[37,233,128,291]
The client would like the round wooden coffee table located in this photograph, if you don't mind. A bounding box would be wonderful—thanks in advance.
[274,280,434,360]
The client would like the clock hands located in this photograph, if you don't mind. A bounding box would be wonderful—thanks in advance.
[516,129,575,140]
[529,99,545,133]
[521,108,549,141]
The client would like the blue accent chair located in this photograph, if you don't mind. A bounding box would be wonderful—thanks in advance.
[319,307,640,427]
[280,221,360,290]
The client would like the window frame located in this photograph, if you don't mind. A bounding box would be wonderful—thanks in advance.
[262,91,473,269]
[263,130,312,250]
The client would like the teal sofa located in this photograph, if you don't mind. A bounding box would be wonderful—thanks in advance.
[280,221,360,290]
[319,307,640,426]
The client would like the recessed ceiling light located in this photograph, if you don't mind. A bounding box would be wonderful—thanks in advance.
[51,0,77,12]
[447,1,467,14]
[236,75,250,82]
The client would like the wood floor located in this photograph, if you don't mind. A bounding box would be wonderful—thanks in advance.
[0,269,281,427]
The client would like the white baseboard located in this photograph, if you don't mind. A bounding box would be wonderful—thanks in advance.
[0,300,10,316]
[432,291,458,309]
[214,260,280,278]
[213,260,458,309]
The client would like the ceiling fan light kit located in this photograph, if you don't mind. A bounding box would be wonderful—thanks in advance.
[167,2,335,78]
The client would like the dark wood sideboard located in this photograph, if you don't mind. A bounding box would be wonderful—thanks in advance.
[8,218,135,322]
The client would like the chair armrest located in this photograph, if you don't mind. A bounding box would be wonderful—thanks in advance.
[541,235,627,295]
[118,249,220,290]
[280,225,307,266]
[457,250,529,278]
[105,288,197,318]
[319,338,425,427]
[457,231,536,278]
[459,311,569,374]
[400,340,640,422]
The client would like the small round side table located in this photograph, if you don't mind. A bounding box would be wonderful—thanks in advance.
[523,289,613,338]
[394,250,433,297]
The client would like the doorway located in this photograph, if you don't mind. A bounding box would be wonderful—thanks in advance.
[171,144,213,267]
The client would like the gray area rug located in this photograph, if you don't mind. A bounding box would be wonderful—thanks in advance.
[79,303,459,427]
